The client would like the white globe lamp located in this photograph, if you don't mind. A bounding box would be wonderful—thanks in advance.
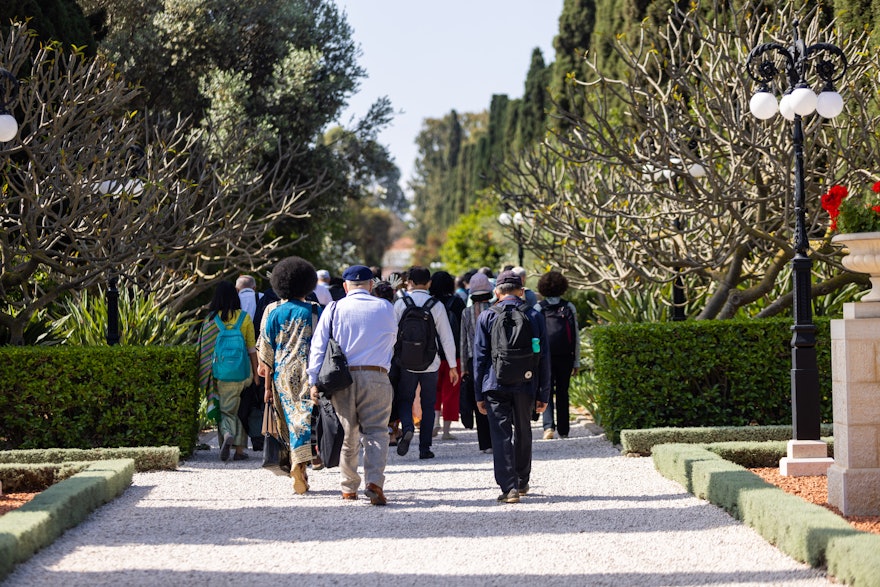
[790,85,818,116]
[816,90,844,119]
[0,113,17,142]
[749,91,778,120]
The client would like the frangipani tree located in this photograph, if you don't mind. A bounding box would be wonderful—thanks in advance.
[500,1,876,318]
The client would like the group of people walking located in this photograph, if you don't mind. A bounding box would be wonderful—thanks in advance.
[198,258,581,505]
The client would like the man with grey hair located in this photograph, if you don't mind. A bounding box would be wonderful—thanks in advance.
[511,266,538,307]
[314,269,333,306]
[236,275,262,319]
[308,265,397,505]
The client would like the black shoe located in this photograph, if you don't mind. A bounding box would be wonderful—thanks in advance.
[251,438,264,451]
[233,452,249,461]
[518,482,529,495]
[419,450,435,460]
[497,489,520,503]
[397,430,413,456]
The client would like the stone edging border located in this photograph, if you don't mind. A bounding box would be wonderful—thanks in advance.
[0,458,135,581]
[652,443,880,587]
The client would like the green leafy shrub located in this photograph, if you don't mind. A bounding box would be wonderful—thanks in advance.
[0,346,199,455]
[50,287,199,346]
[591,317,832,443]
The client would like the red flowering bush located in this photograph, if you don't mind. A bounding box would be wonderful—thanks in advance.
[821,181,880,233]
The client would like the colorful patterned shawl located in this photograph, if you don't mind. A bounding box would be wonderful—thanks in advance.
[197,317,221,423]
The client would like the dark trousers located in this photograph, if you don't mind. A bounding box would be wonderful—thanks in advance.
[237,381,264,450]
[543,355,574,437]
[460,373,492,451]
[397,369,438,454]
[485,390,534,493]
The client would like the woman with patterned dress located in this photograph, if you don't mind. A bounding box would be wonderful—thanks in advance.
[257,257,320,494]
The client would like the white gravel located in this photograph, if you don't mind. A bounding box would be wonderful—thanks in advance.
[3,421,832,587]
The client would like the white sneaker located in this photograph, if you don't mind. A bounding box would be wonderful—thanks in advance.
[542,429,555,440]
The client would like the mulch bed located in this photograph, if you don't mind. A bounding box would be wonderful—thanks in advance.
[751,468,880,535]
[0,492,39,516]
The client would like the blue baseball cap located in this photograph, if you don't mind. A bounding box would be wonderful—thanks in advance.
[342,265,373,281]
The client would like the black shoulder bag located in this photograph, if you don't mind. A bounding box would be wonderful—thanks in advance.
[316,301,352,397]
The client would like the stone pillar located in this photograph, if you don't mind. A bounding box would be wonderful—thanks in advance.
[827,302,880,516]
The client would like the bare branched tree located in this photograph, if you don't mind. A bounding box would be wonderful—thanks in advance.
[499,1,875,319]
[0,24,322,343]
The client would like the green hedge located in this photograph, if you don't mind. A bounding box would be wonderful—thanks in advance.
[0,346,199,456]
[0,446,179,477]
[592,317,832,443]
[0,459,134,581]
[620,424,834,457]
[652,444,880,585]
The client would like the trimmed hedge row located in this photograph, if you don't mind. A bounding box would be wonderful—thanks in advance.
[620,424,834,456]
[0,462,91,493]
[0,446,180,472]
[652,444,880,586]
[0,346,199,456]
[592,317,833,443]
[0,459,135,581]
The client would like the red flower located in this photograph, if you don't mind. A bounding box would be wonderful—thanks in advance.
[873,181,880,193]
[873,205,880,214]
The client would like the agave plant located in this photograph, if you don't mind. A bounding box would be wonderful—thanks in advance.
[51,287,200,346]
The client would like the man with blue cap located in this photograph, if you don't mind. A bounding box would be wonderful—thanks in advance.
[308,265,398,505]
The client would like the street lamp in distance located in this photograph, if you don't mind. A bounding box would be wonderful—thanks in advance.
[498,211,525,267]
[0,68,20,143]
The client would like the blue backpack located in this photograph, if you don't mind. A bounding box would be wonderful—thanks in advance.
[212,312,250,382]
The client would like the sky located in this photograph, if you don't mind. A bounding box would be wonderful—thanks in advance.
[334,0,565,195]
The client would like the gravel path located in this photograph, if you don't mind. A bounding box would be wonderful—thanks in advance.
[3,421,831,586]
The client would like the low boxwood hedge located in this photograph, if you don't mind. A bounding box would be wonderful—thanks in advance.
[0,346,199,456]
[0,459,134,581]
[592,317,832,443]
[652,443,880,586]
[620,424,834,457]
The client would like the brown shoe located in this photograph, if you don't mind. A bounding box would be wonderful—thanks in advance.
[341,492,358,501]
[291,462,309,494]
[364,483,387,506]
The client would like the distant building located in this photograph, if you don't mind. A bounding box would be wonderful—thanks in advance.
[381,236,414,278]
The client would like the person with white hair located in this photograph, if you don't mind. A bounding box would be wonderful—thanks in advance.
[512,266,538,307]
[314,269,333,306]
[236,275,263,319]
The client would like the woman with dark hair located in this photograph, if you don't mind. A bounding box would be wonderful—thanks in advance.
[257,256,321,494]
[198,281,259,462]
[536,270,580,440]
[429,271,465,440]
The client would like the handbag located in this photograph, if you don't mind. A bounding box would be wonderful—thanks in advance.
[316,302,352,397]
[262,401,280,437]
[315,396,344,468]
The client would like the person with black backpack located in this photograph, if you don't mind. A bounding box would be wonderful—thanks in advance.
[474,270,551,504]
[536,271,580,440]
[392,266,459,460]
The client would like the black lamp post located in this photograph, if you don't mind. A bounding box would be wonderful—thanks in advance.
[498,211,525,266]
[0,68,20,143]
[97,146,145,346]
[746,21,847,441]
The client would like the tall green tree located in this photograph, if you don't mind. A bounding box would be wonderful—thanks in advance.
[550,0,596,125]
[517,48,549,149]
[0,0,96,53]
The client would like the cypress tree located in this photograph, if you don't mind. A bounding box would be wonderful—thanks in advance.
[550,0,596,126]
[518,48,549,148]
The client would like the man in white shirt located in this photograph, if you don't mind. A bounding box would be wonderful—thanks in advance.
[392,266,459,460]
[235,275,262,319]
[308,265,398,505]
[314,269,333,306]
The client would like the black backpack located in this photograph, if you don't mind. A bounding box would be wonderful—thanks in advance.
[539,299,575,357]
[395,295,439,371]
[490,302,539,385]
